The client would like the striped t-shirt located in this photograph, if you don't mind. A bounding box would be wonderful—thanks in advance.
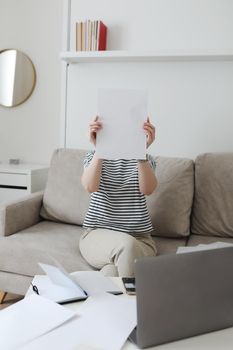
[83,151,156,234]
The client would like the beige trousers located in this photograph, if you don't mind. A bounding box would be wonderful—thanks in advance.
[79,228,157,277]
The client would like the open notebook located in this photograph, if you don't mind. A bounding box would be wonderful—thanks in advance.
[30,263,122,304]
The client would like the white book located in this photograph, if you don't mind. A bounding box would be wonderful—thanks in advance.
[91,20,96,51]
[85,19,89,51]
[96,20,100,50]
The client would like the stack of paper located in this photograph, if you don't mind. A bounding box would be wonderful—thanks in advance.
[177,241,233,254]
[20,293,137,350]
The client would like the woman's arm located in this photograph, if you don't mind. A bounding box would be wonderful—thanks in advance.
[81,116,103,193]
[138,117,158,195]
[81,153,103,193]
[138,160,157,195]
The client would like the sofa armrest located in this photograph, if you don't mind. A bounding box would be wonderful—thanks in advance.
[0,191,44,237]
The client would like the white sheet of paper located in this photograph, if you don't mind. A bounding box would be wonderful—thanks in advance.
[176,242,233,254]
[0,294,76,350]
[71,271,122,295]
[96,88,147,159]
[20,293,137,350]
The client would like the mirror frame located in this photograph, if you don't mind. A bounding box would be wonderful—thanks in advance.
[0,49,37,108]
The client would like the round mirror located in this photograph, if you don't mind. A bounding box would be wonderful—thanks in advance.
[0,49,36,107]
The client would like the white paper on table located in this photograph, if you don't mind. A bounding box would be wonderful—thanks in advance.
[176,242,233,254]
[96,88,147,160]
[0,294,76,350]
[71,271,122,295]
[20,293,137,350]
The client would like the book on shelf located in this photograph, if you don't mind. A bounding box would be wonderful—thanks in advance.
[98,20,107,50]
[81,21,86,51]
[76,20,107,51]
[76,22,82,51]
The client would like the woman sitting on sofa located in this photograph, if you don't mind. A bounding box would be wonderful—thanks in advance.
[80,116,158,277]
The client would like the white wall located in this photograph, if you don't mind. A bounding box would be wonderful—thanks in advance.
[0,0,232,162]
[70,0,233,51]
[0,0,63,164]
[65,0,233,159]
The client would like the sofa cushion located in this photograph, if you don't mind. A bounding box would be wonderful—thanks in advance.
[191,153,233,237]
[147,156,194,238]
[40,148,90,225]
[0,221,94,277]
[153,236,187,255]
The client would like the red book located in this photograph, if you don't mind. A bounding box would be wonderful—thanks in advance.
[97,21,107,51]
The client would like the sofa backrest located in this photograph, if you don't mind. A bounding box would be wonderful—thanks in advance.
[41,149,194,238]
[191,153,233,237]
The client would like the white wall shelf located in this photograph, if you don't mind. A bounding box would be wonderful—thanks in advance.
[60,50,233,63]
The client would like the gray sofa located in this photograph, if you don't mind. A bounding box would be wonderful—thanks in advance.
[1,149,233,296]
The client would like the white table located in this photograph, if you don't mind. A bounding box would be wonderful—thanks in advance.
[27,276,233,350]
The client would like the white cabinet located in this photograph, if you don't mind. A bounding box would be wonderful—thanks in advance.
[0,163,48,205]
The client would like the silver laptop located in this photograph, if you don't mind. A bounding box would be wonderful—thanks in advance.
[130,247,233,349]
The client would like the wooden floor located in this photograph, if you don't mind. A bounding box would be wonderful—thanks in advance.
[0,293,23,310]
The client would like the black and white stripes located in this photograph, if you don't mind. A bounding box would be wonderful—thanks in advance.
[83,151,155,234]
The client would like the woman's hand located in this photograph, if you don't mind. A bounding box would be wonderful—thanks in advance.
[143,117,156,148]
[89,116,102,146]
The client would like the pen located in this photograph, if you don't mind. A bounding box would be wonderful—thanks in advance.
[31,282,40,295]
